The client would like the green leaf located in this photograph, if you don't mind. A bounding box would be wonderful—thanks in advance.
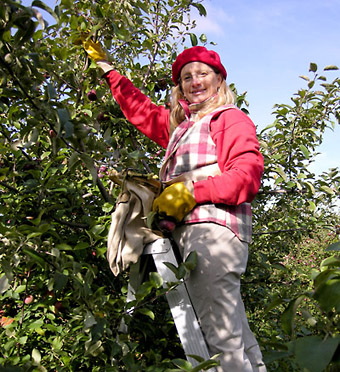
[261,122,276,133]
[274,166,287,181]
[135,281,153,300]
[31,209,46,226]
[184,250,197,271]
[28,319,44,330]
[320,255,340,269]
[189,33,198,46]
[308,80,315,89]
[14,21,36,46]
[84,311,97,329]
[324,65,339,71]
[199,33,207,43]
[305,181,316,194]
[313,278,340,312]
[15,284,26,294]
[149,271,163,288]
[0,274,10,294]
[137,308,155,320]
[54,272,68,292]
[294,335,339,372]
[32,0,59,21]
[320,185,334,195]
[68,152,80,170]
[74,242,90,250]
[95,4,104,18]
[57,108,71,124]
[309,62,318,72]
[79,153,98,183]
[264,294,284,314]
[64,120,74,138]
[22,248,46,268]
[308,200,316,211]
[51,336,63,351]
[326,241,340,251]
[163,262,179,277]
[281,295,305,335]
[31,8,46,29]
[46,82,57,100]
[172,358,192,371]
[191,358,220,371]
[313,268,339,288]
[32,348,41,365]
[299,144,310,159]
[146,210,157,229]
[299,75,310,81]
[192,3,207,16]
[177,263,187,279]
[262,350,292,364]
[102,202,113,213]
[55,243,72,250]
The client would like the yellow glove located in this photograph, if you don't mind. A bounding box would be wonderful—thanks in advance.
[153,182,196,223]
[82,39,107,61]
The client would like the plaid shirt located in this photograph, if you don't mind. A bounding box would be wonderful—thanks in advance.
[160,105,252,243]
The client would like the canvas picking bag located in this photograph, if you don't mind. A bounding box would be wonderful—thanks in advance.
[107,172,163,276]
[107,164,221,276]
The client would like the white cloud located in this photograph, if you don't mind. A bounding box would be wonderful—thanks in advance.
[192,3,234,37]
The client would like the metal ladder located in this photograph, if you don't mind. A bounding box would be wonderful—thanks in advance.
[126,238,216,371]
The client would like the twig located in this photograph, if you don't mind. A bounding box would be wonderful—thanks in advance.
[257,188,307,195]
[51,216,89,229]
[253,227,310,236]
[0,181,20,193]
[96,177,113,203]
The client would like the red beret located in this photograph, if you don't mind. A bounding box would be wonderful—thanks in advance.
[172,46,227,85]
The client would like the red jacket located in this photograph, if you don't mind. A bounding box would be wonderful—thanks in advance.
[105,70,264,206]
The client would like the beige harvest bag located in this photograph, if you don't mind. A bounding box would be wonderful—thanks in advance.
[107,164,221,276]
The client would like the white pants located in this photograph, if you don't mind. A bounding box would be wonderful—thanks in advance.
[172,223,266,372]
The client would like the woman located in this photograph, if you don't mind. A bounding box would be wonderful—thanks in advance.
[83,40,266,371]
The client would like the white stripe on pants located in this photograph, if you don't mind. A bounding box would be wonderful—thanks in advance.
[172,223,266,372]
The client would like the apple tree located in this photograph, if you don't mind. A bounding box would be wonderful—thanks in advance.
[0,0,213,370]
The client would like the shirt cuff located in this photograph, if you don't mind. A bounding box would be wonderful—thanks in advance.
[96,60,114,74]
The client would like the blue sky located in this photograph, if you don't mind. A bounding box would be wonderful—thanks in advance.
[192,0,340,176]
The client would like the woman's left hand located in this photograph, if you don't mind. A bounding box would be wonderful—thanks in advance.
[152,182,196,222]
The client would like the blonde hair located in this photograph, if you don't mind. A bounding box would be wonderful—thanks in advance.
[169,78,235,134]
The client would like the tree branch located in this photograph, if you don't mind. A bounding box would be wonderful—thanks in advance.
[96,177,113,203]
[257,188,307,195]
[0,181,20,193]
[51,216,89,229]
[253,227,310,236]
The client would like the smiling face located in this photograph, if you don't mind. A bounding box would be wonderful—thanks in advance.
[180,61,223,104]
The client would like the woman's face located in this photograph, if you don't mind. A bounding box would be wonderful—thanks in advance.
[180,61,222,104]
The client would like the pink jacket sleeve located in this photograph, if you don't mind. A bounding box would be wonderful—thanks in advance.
[104,70,170,149]
[193,109,264,205]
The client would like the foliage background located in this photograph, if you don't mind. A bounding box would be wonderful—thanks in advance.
[0,0,339,371]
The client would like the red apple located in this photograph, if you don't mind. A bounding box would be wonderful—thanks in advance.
[158,219,176,232]
[49,129,57,137]
[97,112,109,122]
[24,295,34,304]
[87,89,97,101]
[54,301,64,313]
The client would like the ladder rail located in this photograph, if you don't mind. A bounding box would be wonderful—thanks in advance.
[126,238,216,371]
